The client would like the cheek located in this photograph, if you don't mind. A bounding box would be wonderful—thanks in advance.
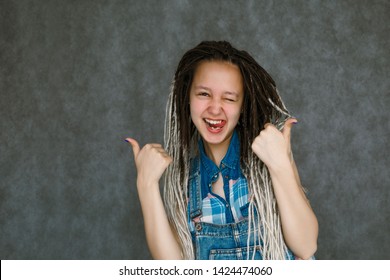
[228,105,243,122]
[189,101,201,122]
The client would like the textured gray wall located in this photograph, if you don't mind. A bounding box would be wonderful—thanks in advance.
[1,0,389,260]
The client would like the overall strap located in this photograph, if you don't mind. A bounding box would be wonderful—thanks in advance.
[188,157,202,219]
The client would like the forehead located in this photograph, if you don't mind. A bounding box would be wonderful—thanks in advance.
[192,60,243,93]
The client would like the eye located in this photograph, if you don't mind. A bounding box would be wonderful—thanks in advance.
[223,92,239,102]
[198,92,210,97]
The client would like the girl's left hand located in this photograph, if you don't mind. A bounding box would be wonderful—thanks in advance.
[251,118,297,170]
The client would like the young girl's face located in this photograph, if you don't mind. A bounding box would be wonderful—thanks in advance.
[189,60,244,150]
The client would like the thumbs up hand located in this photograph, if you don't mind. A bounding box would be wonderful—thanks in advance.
[251,118,297,170]
[125,138,172,187]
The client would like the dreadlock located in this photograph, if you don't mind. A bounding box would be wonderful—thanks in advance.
[163,41,293,259]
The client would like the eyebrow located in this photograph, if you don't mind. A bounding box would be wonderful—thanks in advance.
[224,91,239,97]
[193,85,211,91]
[193,85,240,97]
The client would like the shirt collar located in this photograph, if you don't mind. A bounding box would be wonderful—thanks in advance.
[198,130,240,178]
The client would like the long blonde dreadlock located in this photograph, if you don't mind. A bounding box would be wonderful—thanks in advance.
[163,41,294,259]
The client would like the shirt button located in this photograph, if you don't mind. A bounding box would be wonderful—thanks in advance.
[226,204,230,208]
[195,223,202,231]
[221,163,225,168]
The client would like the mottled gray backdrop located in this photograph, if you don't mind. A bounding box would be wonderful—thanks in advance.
[1,0,389,259]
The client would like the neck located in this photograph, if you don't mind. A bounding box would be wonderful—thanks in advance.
[202,136,232,167]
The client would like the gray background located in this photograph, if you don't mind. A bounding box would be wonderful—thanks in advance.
[1,0,389,260]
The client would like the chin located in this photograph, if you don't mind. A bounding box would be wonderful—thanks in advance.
[199,130,232,146]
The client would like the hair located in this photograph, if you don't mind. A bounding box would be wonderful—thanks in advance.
[163,41,293,259]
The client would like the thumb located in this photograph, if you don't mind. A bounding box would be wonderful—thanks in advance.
[125,137,140,159]
[282,118,298,140]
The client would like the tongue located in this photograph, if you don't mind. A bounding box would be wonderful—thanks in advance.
[210,123,223,128]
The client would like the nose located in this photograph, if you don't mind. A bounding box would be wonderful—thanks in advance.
[207,97,222,115]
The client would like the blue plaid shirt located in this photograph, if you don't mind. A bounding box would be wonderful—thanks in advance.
[188,130,250,231]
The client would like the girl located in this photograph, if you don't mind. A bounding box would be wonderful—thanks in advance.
[126,41,318,260]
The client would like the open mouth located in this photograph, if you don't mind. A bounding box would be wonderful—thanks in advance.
[204,118,226,133]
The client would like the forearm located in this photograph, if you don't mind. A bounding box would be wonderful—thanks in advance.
[268,160,318,259]
[137,181,183,259]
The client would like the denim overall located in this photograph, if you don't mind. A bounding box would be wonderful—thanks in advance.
[187,131,295,260]
[188,155,263,260]
[188,156,296,260]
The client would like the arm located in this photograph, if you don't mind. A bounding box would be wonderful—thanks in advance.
[251,119,318,259]
[126,138,182,259]
[267,157,318,259]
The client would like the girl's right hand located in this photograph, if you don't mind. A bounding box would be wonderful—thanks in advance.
[125,138,172,188]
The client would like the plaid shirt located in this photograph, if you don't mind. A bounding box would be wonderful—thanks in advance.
[188,130,250,232]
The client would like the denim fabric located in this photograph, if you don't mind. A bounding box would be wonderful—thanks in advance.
[192,219,263,260]
[187,130,296,260]
[188,156,262,259]
[188,131,249,232]
[189,156,295,260]
[197,130,243,224]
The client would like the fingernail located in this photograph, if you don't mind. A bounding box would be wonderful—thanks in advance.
[124,139,129,143]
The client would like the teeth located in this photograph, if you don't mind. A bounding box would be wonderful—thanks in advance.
[205,119,223,125]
